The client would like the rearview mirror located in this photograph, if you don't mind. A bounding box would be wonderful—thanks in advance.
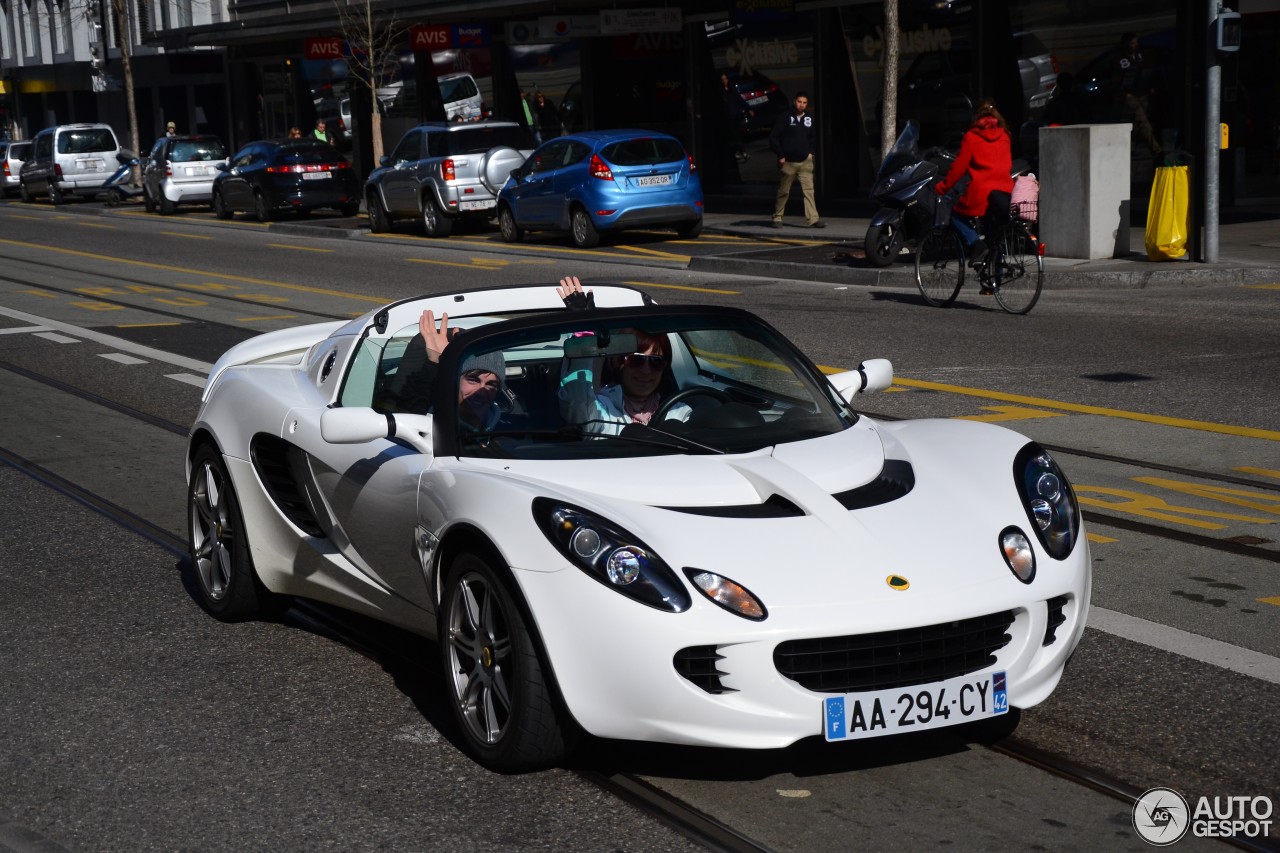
[563,332,639,359]
[321,408,434,456]
[829,358,894,402]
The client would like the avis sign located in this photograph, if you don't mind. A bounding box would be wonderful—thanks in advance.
[305,37,343,60]
[409,24,489,50]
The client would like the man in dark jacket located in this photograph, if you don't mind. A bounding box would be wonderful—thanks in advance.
[769,92,824,228]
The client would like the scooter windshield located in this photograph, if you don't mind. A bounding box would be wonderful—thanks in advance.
[875,121,921,182]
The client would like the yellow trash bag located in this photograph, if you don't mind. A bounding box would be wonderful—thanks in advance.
[1144,165,1190,261]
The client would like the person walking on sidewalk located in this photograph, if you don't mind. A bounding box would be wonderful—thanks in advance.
[769,92,825,228]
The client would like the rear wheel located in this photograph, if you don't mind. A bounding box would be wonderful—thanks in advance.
[367,192,391,233]
[440,551,570,771]
[497,205,523,243]
[675,219,702,240]
[570,206,600,249]
[105,188,123,207]
[159,194,176,215]
[865,221,903,267]
[212,188,233,220]
[915,226,965,307]
[421,195,454,237]
[254,191,273,222]
[992,222,1044,315]
[340,202,360,218]
[47,182,65,206]
[187,445,280,621]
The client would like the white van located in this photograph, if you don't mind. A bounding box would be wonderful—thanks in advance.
[18,123,120,204]
[438,73,483,121]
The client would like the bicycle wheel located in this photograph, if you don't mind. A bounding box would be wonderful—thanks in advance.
[993,222,1044,315]
[915,226,966,307]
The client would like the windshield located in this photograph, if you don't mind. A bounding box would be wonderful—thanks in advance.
[875,121,920,181]
[378,312,857,460]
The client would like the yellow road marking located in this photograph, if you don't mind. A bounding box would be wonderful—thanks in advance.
[159,231,213,240]
[1076,486,1271,530]
[621,279,738,295]
[116,322,181,328]
[1246,284,1280,290]
[266,243,334,253]
[887,376,1280,441]
[614,244,692,262]
[75,222,117,229]
[1235,467,1280,480]
[4,215,45,221]
[1258,597,1280,607]
[957,405,1067,423]
[406,257,495,270]
[1087,532,1118,544]
[238,315,298,322]
[0,237,385,303]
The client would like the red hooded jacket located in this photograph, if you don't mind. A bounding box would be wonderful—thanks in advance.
[936,116,1014,217]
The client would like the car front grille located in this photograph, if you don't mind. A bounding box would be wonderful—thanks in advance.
[673,645,735,694]
[773,611,1015,694]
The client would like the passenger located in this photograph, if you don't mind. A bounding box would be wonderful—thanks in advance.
[556,276,692,435]
[385,309,505,430]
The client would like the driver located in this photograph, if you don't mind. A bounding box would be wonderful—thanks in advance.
[556,276,692,435]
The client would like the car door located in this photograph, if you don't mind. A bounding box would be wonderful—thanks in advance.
[380,129,424,216]
[143,138,167,200]
[23,132,54,193]
[549,140,593,227]
[511,139,569,227]
[220,144,257,209]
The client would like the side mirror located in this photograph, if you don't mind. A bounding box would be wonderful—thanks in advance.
[829,359,894,403]
[215,162,229,172]
[379,155,390,167]
[321,408,434,456]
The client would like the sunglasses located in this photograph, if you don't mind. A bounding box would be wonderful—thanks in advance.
[623,353,666,370]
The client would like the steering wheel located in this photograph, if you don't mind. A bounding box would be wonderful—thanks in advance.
[654,386,732,422]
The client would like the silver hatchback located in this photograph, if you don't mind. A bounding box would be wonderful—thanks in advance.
[2,141,31,196]
[142,135,229,214]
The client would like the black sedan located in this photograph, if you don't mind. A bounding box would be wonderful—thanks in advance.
[212,139,360,221]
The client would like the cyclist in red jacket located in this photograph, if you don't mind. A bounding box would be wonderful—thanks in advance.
[936,100,1014,269]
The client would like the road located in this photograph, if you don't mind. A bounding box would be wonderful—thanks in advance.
[0,199,1277,852]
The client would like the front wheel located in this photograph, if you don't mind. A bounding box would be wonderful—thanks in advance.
[105,188,123,207]
[914,226,965,307]
[992,222,1045,315]
[421,195,454,237]
[865,221,903,267]
[187,445,280,622]
[440,552,571,771]
[497,205,523,243]
[367,192,391,232]
[570,207,600,249]
[212,189,233,220]
[143,186,156,213]
[19,180,33,203]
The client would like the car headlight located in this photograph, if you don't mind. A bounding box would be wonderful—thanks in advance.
[1013,443,1080,560]
[532,498,691,612]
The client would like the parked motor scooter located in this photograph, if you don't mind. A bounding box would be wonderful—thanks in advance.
[864,121,1031,267]
[864,121,953,267]
[102,151,143,206]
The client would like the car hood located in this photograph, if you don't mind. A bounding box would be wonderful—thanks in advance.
[461,421,890,511]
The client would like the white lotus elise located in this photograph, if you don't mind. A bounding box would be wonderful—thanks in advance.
[186,283,1090,770]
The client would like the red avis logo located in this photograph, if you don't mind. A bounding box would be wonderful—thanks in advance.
[410,26,450,49]
[305,38,343,60]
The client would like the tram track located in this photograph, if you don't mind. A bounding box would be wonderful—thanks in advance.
[2,359,1277,850]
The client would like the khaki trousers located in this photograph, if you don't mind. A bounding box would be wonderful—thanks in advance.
[773,157,819,224]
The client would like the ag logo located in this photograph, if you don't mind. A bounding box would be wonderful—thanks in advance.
[1133,787,1190,846]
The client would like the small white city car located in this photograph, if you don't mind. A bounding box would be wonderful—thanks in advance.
[187,284,1090,770]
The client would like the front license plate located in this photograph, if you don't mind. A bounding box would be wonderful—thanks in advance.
[302,172,331,180]
[459,199,495,211]
[823,671,1007,741]
[634,174,673,187]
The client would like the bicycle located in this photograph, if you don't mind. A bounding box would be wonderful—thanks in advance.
[914,202,1045,314]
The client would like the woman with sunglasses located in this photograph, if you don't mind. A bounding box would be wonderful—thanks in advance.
[556,277,692,435]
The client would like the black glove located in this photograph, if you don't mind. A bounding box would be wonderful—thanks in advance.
[562,289,595,311]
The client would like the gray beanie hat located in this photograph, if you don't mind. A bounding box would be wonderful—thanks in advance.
[460,350,506,389]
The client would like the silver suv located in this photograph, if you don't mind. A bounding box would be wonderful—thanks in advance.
[19,123,120,204]
[364,121,534,237]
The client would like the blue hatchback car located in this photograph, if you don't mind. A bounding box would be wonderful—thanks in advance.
[496,130,703,248]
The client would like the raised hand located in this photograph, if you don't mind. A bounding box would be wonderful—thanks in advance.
[420,310,452,363]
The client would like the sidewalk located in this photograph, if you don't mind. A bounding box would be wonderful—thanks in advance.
[696,190,1280,289]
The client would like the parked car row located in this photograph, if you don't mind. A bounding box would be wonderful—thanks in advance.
[365,120,704,248]
[6,119,704,248]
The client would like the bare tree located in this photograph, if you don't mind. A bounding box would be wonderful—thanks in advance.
[880,0,900,161]
[109,0,141,179]
[334,0,409,164]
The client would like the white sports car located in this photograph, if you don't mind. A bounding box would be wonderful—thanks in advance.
[186,283,1090,770]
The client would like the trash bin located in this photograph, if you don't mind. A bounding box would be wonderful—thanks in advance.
[1144,161,1190,261]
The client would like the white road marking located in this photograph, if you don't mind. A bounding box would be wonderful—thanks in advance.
[34,332,80,344]
[98,353,148,365]
[1090,606,1280,685]
[165,373,208,387]
[0,325,52,335]
[0,306,211,372]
